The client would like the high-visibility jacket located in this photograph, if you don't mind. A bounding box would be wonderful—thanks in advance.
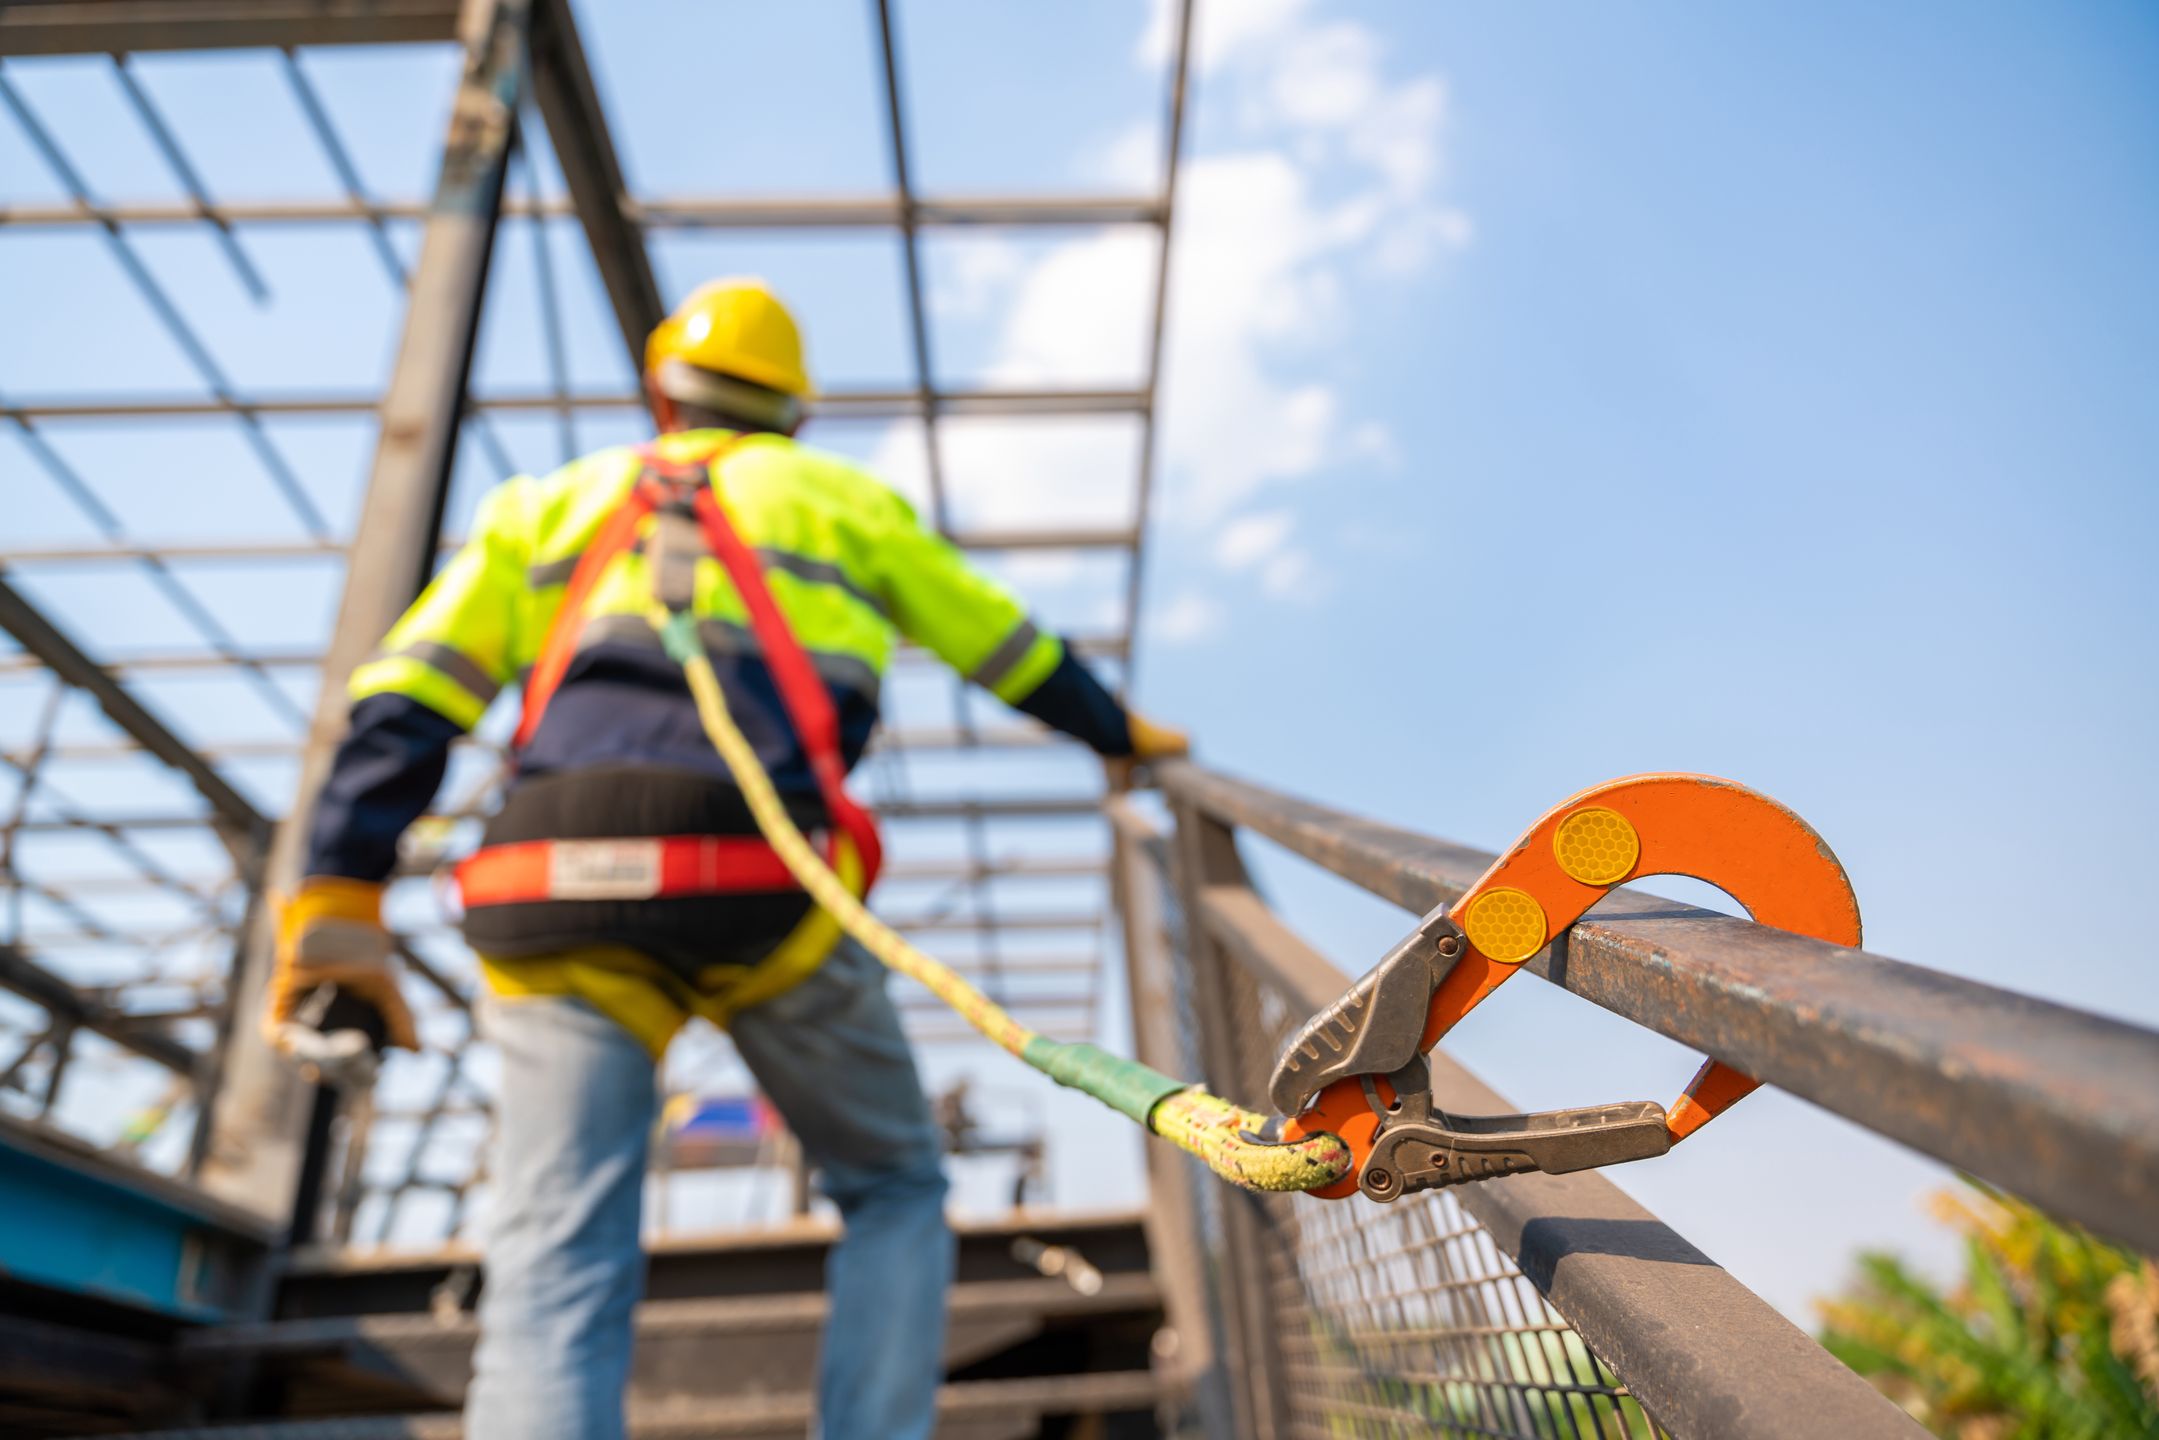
[305,428,1132,1052]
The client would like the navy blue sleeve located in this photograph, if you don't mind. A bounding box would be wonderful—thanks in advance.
[1011,644,1133,756]
[305,692,465,881]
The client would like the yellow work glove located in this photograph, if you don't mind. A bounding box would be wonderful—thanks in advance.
[1106,711,1192,791]
[265,877,419,1054]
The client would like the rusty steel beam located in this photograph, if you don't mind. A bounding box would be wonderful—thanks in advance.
[0,0,462,56]
[1191,890,1924,1440]
[1160,760,2159,1257]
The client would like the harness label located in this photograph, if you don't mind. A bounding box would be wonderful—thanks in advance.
[547,839,664,900]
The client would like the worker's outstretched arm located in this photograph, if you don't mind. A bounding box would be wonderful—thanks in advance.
[871,501,1187,767]
[270,482,531,1053]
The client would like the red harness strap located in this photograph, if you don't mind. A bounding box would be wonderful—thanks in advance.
[464,437,881,906]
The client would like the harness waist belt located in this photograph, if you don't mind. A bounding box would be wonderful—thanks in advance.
[458,834,808,906]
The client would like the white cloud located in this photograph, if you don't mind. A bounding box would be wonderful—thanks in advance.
[930,237,1027,318]
[875,0,1465,623]
[1259,546,1313,598]
[1214,509,1294,570]
[1151,590,1225,645]
[1141,0,1467,526]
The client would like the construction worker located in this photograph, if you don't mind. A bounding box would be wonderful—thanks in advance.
[264,278,1188,1440]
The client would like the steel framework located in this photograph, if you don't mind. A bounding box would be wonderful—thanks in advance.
[9,5,2158,1439]
[0,0,1188,1243]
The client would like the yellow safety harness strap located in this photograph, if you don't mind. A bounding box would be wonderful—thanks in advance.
[655,608,1351,1195]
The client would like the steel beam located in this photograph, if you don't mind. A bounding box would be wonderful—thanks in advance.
[0,942,198,1075]
[1191,888,1923,1440]
[526,0,659,370]
[1161,760,2159,1257]
[0,386,1147,422]
[878,796,1104,822]
[12,793,1106,834]
[0,633,1126,675]
[0,572,269,854]
[891,912,1101,935]
[194,0,529,1222]
[0,528,1136,567]
[1125,0,1193,670]
[879,856,1104,882]
[0,0,462,56]
[0,193,1163,229]
[6,723,1064,765]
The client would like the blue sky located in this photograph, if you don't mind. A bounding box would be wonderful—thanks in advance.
[4,1,2156,1322]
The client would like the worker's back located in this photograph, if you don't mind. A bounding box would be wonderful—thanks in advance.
[340,426,1054,974]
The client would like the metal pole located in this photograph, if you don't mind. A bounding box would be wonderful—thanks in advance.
[1107,799,1232,1438]
[193,0,530,1225]
[1167,800,1290,1439]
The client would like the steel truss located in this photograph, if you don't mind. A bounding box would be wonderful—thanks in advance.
[0,0,1194,1244]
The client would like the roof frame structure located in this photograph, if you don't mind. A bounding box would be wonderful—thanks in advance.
[0,0,1194,1242]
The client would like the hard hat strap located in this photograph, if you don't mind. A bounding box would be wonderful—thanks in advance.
[655,359,802,433]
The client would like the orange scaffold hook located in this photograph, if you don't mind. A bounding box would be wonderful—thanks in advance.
[1271,773,1860,1203]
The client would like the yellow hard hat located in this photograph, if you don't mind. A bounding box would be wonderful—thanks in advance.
[645,278,813,397]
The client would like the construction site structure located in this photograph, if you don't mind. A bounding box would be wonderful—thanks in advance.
[2,3,2158,1437]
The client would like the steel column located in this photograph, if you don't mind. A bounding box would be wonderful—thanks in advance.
[1167,800,1288,1439]
[1106,799,1231,1437]
[193,0,529,1225]
[1192,877,1925,1440]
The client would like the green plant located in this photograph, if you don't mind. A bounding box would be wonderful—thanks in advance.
[1817,1181,2159,1439]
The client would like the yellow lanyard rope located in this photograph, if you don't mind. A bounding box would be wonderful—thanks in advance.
[659,611,1349,1194]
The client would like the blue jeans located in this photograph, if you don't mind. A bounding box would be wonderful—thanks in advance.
[464,940,955,1439]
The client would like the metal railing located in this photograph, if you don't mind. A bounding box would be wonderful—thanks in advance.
[1114,760,2159,1440]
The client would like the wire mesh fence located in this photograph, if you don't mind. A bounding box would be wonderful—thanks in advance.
[1138,815,1663,1440]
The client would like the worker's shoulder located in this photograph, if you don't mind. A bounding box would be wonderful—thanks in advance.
[750,438,918,526]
